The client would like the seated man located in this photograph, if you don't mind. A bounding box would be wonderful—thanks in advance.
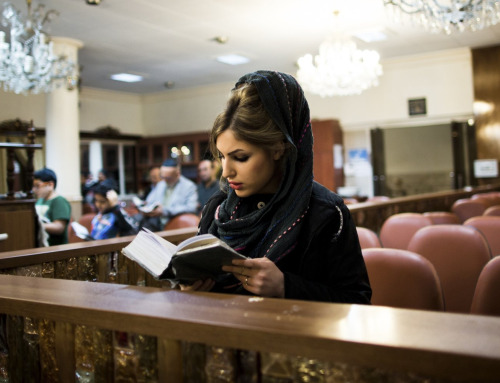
[140,158,198,231]
[197,159,219,214]
[33,168,71,246]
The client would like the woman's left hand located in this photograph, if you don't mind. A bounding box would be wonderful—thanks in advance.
[222,258,285,298]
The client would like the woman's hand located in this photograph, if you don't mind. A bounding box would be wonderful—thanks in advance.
[222,258,285,298]
[179,279,215,292]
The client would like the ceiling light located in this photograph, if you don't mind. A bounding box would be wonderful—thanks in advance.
[216,54,250,65]
[296,11,383,97]
[0,0,77,95]
[384,0,500,34]
[110,73,143,83]
[353,29,388,43]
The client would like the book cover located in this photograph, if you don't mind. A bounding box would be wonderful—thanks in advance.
[121,229,247,284]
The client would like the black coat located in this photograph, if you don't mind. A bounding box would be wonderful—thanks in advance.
[199,181,372,304]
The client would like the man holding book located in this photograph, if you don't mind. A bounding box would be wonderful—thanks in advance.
[139,158,198,231]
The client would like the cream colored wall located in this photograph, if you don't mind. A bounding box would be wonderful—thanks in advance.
[141,82,233,136]
[79,88,144,134]
[0,47,474,156]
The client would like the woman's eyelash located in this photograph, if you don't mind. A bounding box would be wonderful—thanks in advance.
[235,155,249,162]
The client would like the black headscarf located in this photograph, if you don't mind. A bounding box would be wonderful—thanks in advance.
[208,70,314,262]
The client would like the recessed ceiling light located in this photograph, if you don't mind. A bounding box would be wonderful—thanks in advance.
[216,54,250,65]
[353,29,388,43]
[110,73,143,83]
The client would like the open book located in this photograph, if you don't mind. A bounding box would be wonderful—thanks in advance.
[122,229,247,283]
[133,196,160,213]
[70,221,94,241]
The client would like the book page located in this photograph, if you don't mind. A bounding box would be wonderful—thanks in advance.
[70,221,92,240]
[175,234,219,251]
[122,229,176,277]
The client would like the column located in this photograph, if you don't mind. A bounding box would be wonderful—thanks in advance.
[89,140,103,180]
[45,37,83,214]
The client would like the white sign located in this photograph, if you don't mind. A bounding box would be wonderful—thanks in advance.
[474,159,498,178]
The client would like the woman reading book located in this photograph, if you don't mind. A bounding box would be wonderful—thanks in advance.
[183,70,371,304]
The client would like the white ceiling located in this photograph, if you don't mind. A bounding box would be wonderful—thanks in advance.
[5,0,500,94]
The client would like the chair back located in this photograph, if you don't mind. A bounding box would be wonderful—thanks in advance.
[423,211,460,225]
[408,225,492,313]
[356,227,382,249]
[78,213,96,232]
[471,193,500,207]
[484,205,500,217]
[379,213,432,250]
[362,248,444,311]
[464,216,500,256]
[471,256,500,316]
[68,218,84,243]
[164,213,200,230]
[451,198,487,223]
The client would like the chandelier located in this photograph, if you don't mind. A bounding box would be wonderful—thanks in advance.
[0,0,77,95]
[296,12,383,97]
[384,0,500,34]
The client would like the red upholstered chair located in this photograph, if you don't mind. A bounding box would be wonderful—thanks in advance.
[379,213,432,250]
[470,256,500,316]
[164,213,200,230]
[68,218,84,243]
[356,227,382,249]
[471,192,500,207]
[408,225,492,313]
[78,213,96,233]
[362,248,444,311]
[484,205,500,217]
[451,198,487,223]
[464,216,500,256]
[423,211,460,225]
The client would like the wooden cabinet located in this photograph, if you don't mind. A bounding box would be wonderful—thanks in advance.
[0,199,37,251]
[136,132,210,192]
[311,119,344,192]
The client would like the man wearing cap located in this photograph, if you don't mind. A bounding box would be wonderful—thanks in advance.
[33,167,72,246]
[140,158,198,231]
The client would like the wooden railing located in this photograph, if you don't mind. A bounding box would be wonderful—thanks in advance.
[1,274,500,382]
[2,186,500,382]
[0,227,198,287]
[348,184,500,232]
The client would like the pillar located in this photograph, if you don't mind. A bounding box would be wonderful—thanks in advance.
[45,37,84,216]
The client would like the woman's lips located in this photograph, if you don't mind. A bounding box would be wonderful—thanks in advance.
[229,182,242,190]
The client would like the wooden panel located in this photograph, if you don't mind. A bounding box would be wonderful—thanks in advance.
[1,274,500,381]
[472,45,500,185]
[311,119,344,191]
[0,200,36,251]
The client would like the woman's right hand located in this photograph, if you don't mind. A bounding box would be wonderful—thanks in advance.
[179,279,215,292]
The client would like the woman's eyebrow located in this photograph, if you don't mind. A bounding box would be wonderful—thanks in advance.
[227,149,245,156]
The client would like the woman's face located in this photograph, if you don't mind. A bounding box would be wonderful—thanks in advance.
[216,129,283,198]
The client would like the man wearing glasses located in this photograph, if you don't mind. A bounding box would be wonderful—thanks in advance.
[33,168,71,246]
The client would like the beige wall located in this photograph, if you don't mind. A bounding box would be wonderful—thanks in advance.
[0,47,474,161]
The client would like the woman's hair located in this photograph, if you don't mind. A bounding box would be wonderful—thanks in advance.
[210,83,289,160]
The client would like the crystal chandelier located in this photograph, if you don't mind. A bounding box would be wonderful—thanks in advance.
[296,12,383,97]
[0,0,77,95]
[384,0,500,34]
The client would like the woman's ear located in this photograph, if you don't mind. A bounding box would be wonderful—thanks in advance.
[272,141,285,160]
